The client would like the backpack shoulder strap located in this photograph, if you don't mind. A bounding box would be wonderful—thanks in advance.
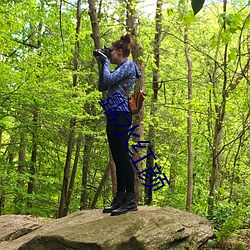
[123,80,129,99]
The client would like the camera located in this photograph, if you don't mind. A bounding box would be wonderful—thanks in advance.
[93,46,111,58]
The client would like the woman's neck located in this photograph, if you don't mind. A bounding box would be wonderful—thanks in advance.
[117,57,129,65]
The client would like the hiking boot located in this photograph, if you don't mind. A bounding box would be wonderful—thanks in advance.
[102,191,125,213]
[111,192,138,216]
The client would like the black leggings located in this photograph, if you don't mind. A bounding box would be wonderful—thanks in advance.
[106,111,135,192]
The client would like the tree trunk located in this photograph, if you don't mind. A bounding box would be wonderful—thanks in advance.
[81,0,102,207]
[64,133,82,215]
[27,110,38,208]
[91,163,110,209]
[169,95,177,189]
[208,0,227,216]
[0,127,4,213]
[7,137,15,164]
[27,4,43,207]
[126,0,145,204]
[58,119,75,218]
[88,0,101,49]
[145,0,162,205]
[184,25,193,212]
[0,193,4,215]
[80,134,93,210]
[0,129,4,214]
[0,129,2,148]
[15,134,27,214]
[87,0,117,200]
[58,0,81,218]
[18,135,26,187]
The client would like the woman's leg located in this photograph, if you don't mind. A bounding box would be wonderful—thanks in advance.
[106,112,134,192]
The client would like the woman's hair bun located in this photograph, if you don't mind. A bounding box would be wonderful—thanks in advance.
[120,34,131,45]
[112,34,131,57]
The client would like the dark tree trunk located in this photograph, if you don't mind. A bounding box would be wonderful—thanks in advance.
[58,0,82,218]
[58,119,75,218]
[28,110,38,204]
[64,133,82,215]
[87,0,117,201]
[145,0,163,205]
[18,135,26,187]
[208,0,228,216]
[91,163,110,209]
[126,0,145,203]
[80,135,93,210]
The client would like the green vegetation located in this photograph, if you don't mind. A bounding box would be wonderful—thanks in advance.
[0,0,249,247]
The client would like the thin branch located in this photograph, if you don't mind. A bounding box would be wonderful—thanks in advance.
[62,0,76,7]
[12,39,41,49]
[214,108,250,159]
[230,14,250,86]
[59,0,65,54]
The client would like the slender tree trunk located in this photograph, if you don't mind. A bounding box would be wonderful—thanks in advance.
[88,0,117,200]
[18,135,26,187]
[80,135,93,210]
[72,0,81,88]
[58,0,81,218]
[184,25,193,212]
[0,193,4,215]
[0,129,2,148]
[27,110,38,208]
[80,0,101,205]
[58,119,75,218]
[28,130,36,193]
[27,4,43,207]
[15,134,27,214]
[0,128,4,213]
[229,136,242,203]
[144,0,162,205]
[64,133,82,215]
[0,129,4,211]
[91,163,110,209]
[169,94,177,189]
[7,137,15,164]
[126,0,145,203]
[208,0,227,216]
[88,0,101,49]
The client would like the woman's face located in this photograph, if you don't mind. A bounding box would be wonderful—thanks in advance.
[109,46,124,64]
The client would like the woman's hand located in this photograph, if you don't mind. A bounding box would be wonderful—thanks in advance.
[96,51,108,64]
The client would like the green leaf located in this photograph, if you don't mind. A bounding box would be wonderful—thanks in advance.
[228,48,238,61]
[191,0,205,15]
[181,10,196,26]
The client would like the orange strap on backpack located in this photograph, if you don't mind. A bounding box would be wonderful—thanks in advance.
[123,80,146,114]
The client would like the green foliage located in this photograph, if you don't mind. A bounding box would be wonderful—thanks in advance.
[238,241,245,250]
[214,204,250,240]
[210,200,236,226]
[0,3,249,244]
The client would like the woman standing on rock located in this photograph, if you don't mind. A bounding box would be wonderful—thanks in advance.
[96,34,141,216]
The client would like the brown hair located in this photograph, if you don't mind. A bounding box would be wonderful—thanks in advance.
[112,34,131,57]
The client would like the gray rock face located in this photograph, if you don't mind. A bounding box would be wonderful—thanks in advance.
[0,206,213,250]
[0,214,48,243]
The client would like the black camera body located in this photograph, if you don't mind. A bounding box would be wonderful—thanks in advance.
[93,46,111,58]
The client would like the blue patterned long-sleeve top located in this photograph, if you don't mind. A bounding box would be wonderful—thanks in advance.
[98,57,142,112]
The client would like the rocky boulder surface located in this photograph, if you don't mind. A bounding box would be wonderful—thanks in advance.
[0,206,214,250]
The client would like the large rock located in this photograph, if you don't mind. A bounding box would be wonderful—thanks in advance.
[0,214,49,243]
[0,206,214,250]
